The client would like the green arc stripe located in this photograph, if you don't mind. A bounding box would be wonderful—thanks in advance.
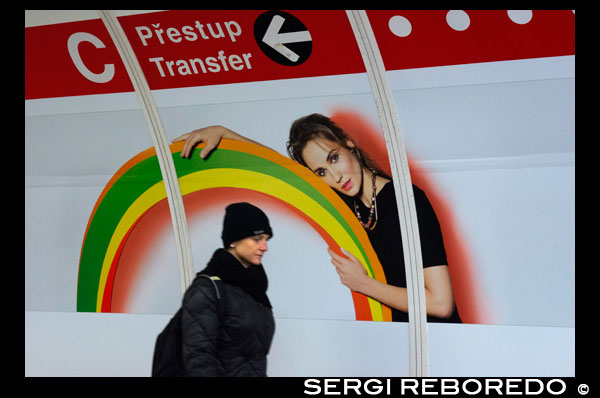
[172,149,373,275]
[77,157,163,312]
[77,147,371,312]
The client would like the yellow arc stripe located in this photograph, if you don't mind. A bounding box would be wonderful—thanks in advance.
[180,168,367,267]
[96,181,168,311]
[96,168,383,321]
[179,168,383,321]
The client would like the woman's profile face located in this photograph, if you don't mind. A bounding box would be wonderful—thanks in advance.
[230,234,270,267]
[301,137,363,197]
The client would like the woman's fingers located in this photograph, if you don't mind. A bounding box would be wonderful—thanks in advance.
[172,127,225,159]
[175,131,204,158]
[181,136,194,158]
[199,135,221,159]
[327,247,344,268]
[171,132,189,142]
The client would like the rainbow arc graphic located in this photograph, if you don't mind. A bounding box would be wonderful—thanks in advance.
[77,139,392,321]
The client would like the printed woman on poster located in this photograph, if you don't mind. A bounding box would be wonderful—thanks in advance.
[173,114,461,323]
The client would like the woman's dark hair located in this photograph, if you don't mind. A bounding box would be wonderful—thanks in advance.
[286,113,388,177]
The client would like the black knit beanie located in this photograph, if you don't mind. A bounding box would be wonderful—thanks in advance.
[221,202,273,248]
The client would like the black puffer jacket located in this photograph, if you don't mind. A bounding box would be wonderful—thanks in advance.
[181,249,275,376]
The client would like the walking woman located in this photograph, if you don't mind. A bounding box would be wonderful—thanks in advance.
[182,202,275,376]
[173,115,461,323]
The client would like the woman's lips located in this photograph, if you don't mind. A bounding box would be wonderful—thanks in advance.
[342,179,353,191]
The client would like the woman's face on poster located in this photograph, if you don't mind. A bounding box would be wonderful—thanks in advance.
[301,137,363,197]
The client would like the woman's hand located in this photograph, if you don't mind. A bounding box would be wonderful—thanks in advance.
[172,125,268,159]
[328,248,456,319]
[327,247,369,293]
[172,125,232,159]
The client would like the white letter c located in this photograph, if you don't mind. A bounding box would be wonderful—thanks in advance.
[67,32,115,83]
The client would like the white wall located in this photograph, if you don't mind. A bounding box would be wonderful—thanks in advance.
[25,311,573,376]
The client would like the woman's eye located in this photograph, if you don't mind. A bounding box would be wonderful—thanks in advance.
[316,169,327,177]
[330,154,338,163]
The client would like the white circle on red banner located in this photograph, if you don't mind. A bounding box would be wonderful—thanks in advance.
[388,15,412,37]
[508,10,533,24]
[446,10,470,31]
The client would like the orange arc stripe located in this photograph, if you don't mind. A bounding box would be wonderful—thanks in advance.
[77,146,157,302]
[79,146,157,259]
[172,140,390,321]
[96,141,390,321]
[170,139,387,284]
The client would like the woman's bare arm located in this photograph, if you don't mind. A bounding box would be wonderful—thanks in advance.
[328,248,456,318]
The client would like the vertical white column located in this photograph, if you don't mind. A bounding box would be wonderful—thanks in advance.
[97,10,195,294]
[346,10,429,377]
